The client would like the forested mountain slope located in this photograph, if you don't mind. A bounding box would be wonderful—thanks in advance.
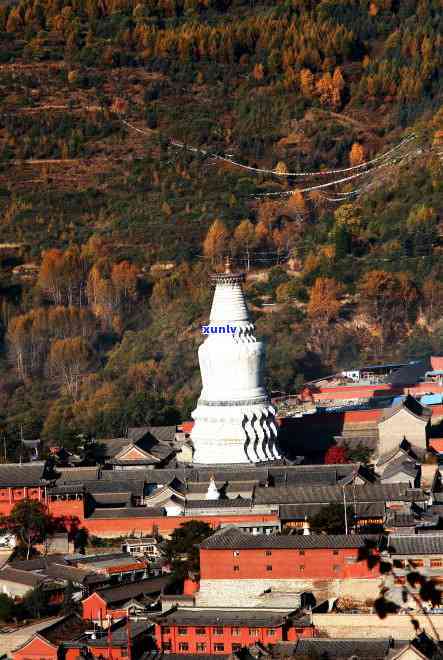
[0,0,441,454]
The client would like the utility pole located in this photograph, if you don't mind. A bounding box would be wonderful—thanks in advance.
[343,486,348,535]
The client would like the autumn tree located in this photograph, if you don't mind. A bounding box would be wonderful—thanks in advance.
[0,500,57,560]
[325,445,347,464]
[203,219,229,265]
[349,143,365,167]
[358,270,418,352]
[49,336,91,398]
[307,277,343,361]
[233,219,256,270]
[111,261,138,305]
[307,277,343,324]
[422,278,443,323]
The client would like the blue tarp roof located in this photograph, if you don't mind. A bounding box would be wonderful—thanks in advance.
[391,396,406,407]
[421,394,443,405]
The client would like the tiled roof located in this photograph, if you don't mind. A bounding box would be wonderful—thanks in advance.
[86,479,144,497]
[154,607,309,627]
[381,458,418,480]
[87,506,165,519]
[91,492,132,506]
[280,501,385,520]
[97,576,171,604]
[385,512,418,528]
[388,534,443,555]
[380,394,432,423]
[200,527,379,550]
[254,482,426,505]
[43,564,105,585]
[147,426,178,444]
[56,467,99,483]
[186,498,253,509]
[275,638,391,658]
[0,463,47,486]
[0,567,49,587]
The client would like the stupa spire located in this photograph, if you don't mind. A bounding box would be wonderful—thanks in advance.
[190,261,281,464]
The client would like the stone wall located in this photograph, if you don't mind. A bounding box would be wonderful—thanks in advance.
[313,613,443,639]
[196,578,381,608]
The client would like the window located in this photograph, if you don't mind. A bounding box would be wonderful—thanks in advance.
[299,550,305,556]
[196,627,206,635]
[178,643,189,652]
[267,629,275,636]
[162,627,170,634]
[233,565,240,572]
[431,559,442,568]
[232,627,241,636]
[266,565,272,572]
[333,550,339,555]
[249,628,260,637]
[214,644,225,652]
[265,550,272,556]
[412,559,424,568]
[214,627,223,635]
[333,564,340,572]
[299,565,305,571]
[178,627,188,635]
[196,643,206,652]
[232,644,242,652]
[163,642,172,651]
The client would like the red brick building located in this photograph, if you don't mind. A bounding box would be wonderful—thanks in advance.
[154,607,314,654]
[81,576,170,623]
[199,528,381,581]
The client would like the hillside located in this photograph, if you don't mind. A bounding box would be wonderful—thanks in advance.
[0,0,442,456]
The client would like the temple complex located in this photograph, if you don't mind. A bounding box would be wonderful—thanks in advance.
[191,260,281,464]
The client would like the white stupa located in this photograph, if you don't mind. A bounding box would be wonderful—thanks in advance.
[191,258,281,464]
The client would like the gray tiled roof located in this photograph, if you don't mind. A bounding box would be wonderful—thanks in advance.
[0,463,47,486]
[280,501,385,520]
[87,506,165,519]
[200,527,379,550]
[91,492,132,505]
[388,534,443,555]
[56,467,99,483]
[147,426,178,444]
[154,607,309,627]
[274,638,391,658]
[254,483,426,506]
[385,512,418,528]
[97,576,171,604]
[43,564,105,585]
[381,458,418,480]
[86,479,144,497]
[0,567,49,587]
[380,394,432,423]
[185,498,253,509]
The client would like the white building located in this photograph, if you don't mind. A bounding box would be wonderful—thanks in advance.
[191,261,281,464]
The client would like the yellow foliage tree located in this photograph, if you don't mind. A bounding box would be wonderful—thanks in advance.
[203,219,229,265]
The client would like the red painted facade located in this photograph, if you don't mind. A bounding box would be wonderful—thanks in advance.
[13,634,58,660]
[200,546,380,580]
[155,620,314,654]
[81,592,127,622]
[83,513,278,538]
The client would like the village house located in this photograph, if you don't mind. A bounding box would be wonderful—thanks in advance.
[153,607,314,654]
[196,527,382,608]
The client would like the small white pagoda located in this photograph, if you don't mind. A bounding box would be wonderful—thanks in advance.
[191,259,281,464]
